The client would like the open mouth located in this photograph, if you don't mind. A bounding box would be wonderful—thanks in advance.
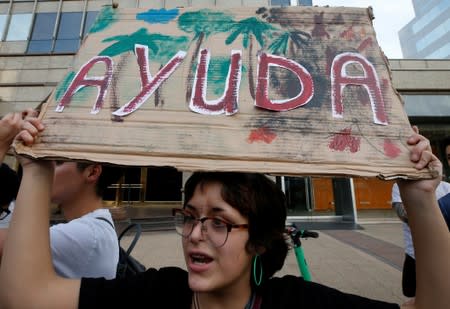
[190,253,213,264]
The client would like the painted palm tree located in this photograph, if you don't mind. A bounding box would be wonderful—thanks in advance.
[225,17,275,100]
[177,10,235,103]
[88,6,119,34]
[99,28,188,118]
[268,30,311,56]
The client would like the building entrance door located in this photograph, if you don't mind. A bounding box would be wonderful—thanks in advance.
[284,176,313,216]
[283,176,357,223]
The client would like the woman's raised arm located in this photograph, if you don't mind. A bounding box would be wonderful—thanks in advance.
[398,132,450,309]
[0,126,81,309]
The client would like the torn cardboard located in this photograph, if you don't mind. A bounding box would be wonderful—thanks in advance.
[14,6,429,179]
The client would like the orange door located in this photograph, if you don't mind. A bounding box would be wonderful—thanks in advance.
[352,178,395,209]
[311,177,335,211]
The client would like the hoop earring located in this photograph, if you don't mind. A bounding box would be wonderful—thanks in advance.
[252,254,263,286]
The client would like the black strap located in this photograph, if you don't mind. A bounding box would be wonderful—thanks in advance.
[118,223,142,256]
[95,217,114,229]
[95,217,142,256]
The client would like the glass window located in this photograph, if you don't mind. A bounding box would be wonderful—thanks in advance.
[27,12,56,53]
[145,167,182,201]
[0,14,6,40]
[54,12,82,53]
[403,94,450,117]
[57,12,82,39]
[83,11,98,37]
[271,0,291,5]
[6,13,32,41]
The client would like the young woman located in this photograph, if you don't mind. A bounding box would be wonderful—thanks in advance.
[0,129,449,309]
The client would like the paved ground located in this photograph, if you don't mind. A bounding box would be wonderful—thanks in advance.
[120,221,408,305]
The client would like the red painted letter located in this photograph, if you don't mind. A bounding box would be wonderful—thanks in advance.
[113,44,186,116]
[255,52,313,111]
[189,49,242,115]
[56,56,113,114]
[331,52,388,125]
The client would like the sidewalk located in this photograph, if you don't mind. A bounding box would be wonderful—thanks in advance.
[121,221,407,305]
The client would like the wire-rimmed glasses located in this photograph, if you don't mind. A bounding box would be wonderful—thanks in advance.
[172,208,248,248]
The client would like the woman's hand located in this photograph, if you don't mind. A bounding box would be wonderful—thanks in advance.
[398,130,442,204]
[15,109,44,147]
[10,109,48,171]
[397,130,450,309]
[0,112,23,155]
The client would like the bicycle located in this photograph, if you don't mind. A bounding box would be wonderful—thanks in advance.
[286,222,319,282]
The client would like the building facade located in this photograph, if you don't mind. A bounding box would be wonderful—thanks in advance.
[399,0,450,59]
[1,0,449,223]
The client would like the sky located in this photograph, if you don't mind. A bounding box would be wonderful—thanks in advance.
[313,0,415,58]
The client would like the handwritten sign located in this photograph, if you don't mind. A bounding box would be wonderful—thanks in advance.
[15,6,428,179]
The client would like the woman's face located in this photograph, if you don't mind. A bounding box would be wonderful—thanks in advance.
[182,181,253,294]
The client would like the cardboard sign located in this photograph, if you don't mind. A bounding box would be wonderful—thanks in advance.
[15,6,429,179]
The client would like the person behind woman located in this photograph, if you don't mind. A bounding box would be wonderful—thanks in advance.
[0,163,20,229]
[0,129,449,308]
[0,163,20,262]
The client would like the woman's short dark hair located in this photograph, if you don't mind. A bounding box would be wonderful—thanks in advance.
[0,163,20,208]
[183,172,289,288]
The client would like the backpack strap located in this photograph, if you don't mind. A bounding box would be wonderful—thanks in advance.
[95,217,142,256]
[95,217,115,229]
[118,223,142,256]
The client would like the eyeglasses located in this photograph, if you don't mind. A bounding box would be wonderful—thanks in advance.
[172,208,248,248]
[0,208,11,220]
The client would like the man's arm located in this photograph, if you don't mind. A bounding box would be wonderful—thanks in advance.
[399,132,450,309]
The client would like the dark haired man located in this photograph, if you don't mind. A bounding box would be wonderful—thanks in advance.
[443,137,450,180]
[46,160,123,279]
[0,163,19,266]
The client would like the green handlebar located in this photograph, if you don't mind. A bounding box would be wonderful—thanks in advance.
[294,246,312,281]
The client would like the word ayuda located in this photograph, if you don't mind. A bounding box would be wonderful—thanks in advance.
[57,44,387,125]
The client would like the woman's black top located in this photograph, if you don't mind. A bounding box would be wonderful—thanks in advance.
[80,267,399,308]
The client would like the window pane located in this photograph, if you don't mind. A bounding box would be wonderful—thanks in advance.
[83,11,98,37]
[6,13,32,41]
[403,94,450,116]
[57,12,82,39]
[30,12,56,40]
[53,38,80,53]
[27,40,52,53]
[271,0,290,5]
[53,12,82,53]
[0,14,6,40]
[27,12,56,53]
